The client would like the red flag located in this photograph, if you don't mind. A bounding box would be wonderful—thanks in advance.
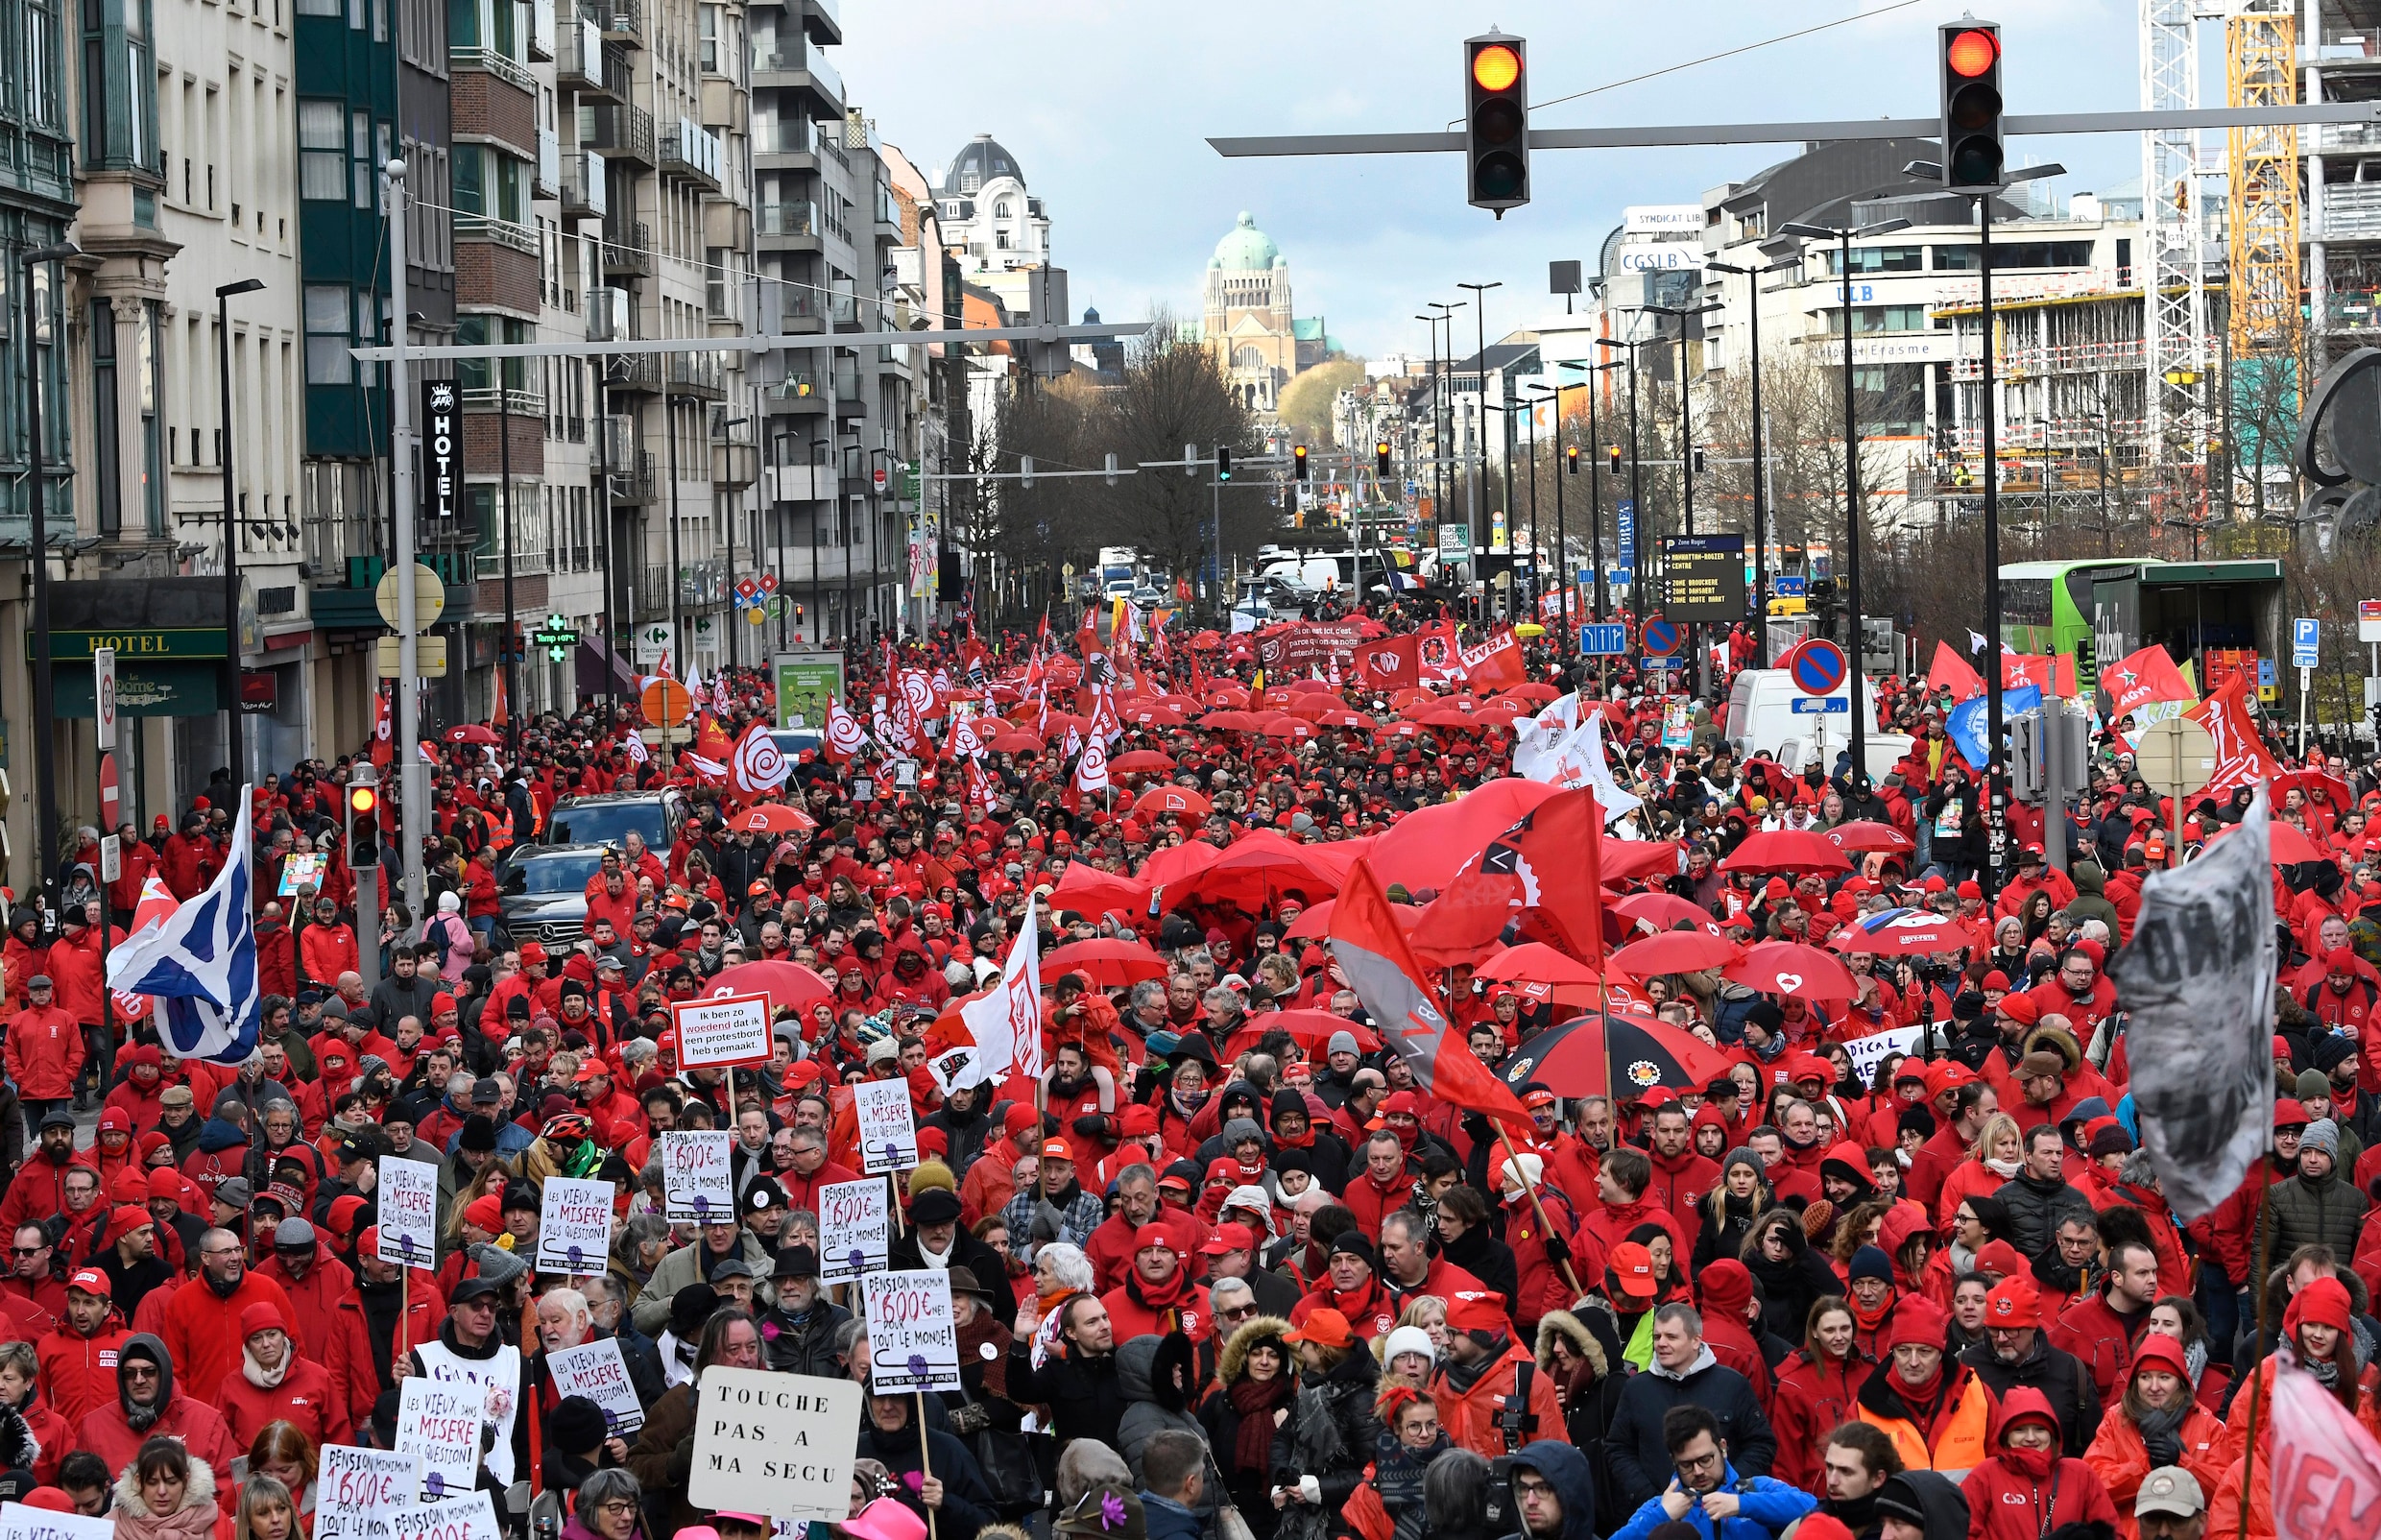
[2103,643,2195,720]
[1413,789,1610,965]
[694,711,734,762]
[2184,674,2283,797]
[371,687,394,769]
[1354,635,1421,688]
[1327,859,1534,1127]
[1075,606,1098,660]
[2002,652,2051,693]
[1925,640,1985,703]
[1459,629,1528,688]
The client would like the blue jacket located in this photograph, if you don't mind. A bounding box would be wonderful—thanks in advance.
[1609,1464,1816,1540]
[1142,1493,1204,1540]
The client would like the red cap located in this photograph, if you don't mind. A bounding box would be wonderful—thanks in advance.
[1283,1308,1355,1348]
[108,1206,152,1234]
[2276,1098,2310,1129]
[2287,1276,2355,1336]
[1202,1223,1256,1255]
[1981,971,2011,991]
[146,1167,184,1203]
[1132,1223,1175,1255]
[518,942,547,965]
[1886,1297,1949,1351]
[1609,1241,1658,1300]
[1975,1240,2028,1279]
[1522,1088,1558,1111]
[97,1107,130,1135]
[1118,1104,1159,1137]
[66,1268,109,1297]
[464,1194,504,1232]
[240,1301,287,1339]
[431,993,457,1016]
[2000,993,2040,1025]
[2130,1333,2192,1383]
[1445,1288,1510,1335]
[1381,1091,1424,1117]
[1041,1140,1075,1162]
[1957,880,1984,901]
[1984,1277,2042,1329]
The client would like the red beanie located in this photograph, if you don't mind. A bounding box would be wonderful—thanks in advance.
[1886,1297,1949,1352]
[1984,1276,2042,1329]
[2287,1276,2355,1338]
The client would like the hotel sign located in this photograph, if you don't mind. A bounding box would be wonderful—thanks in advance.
[422,379,460,525]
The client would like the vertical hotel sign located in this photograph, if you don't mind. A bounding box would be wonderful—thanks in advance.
[421,380,459,525]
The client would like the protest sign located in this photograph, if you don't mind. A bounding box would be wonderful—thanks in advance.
[384,1491,503,1540]
[818,1177,889,1284]
[662,1130,735,1223]
[0,1504,120,1540]
[687,1367,862,1522]
[377,1158,439,1269]
[854,1079,918,1173]
[395,1378,482,1501]
[672,991,774,1070]
[537,1175,616,1274]
[547,1335,646,1435]
[1841,1024,1924,1087]
[278,852,325,897]
[315,1446,423,1540]
[863,1269,961,1391]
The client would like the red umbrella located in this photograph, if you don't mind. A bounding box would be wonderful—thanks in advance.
[1122,704,1185,728]
[1259,717,1318,740]
[1039,711,1088,738]
[1720,829,1854,875]
[1613,893,1721,933]
[1281,694,1341,720]
[1111,751,1178,774]
[1163,831,1332,911]
[987,731,1044,754]
[1048,863,1150,920]
[725,803,816,834]
[1320,709,1376,731]
[1155,694,1200,712]
[1132,784,1212,822]
[2203,819,2326,866]
[1610,931,1743,977]
[1224,1010,1381,1055]
[1046,938,1168,988]
[1286,679,1337,695]
[1824,821,1914,854]
[1205,686,1251,709]
[1503,683,1560,704]
[1828,908,1971,956]
[1473,944,1607,987]
[1600,840,1685,886]
[1140,841,1224,895]
[1286,895,1415,941]
[2277,769,2353,806]
[705,960,830,1017]
[1721,942,1858,1000]
[445,725,500,745]
[1200,710,1265,732]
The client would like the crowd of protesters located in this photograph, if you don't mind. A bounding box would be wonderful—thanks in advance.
[0,591,2356,1540]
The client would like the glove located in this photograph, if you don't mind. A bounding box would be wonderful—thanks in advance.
[947,1402,992,1435]
[1541,1234,1572,1267]
[2142,1431,2181,1469]
[1070,1113,1114,1142]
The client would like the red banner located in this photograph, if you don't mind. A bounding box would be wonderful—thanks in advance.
[2273,1351,2381,1540]
[1354,635,1421,688]
[2103,643,2196,721]
[2183,673,2282,799]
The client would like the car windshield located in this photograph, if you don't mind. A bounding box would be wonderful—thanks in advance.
[505,851,604,896]
[547,801,665,850]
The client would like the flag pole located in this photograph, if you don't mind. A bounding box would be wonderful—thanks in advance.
[916,1391,938,1540]
[2233,1173,2277,1540]
[1495,1120,1583,1298]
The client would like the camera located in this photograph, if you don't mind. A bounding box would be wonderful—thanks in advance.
[1483,1456,1517,1532]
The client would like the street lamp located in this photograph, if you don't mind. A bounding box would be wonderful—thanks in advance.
[22,241,79,902]
[215,278,267,783]
[1706,259,1778,662]
[1557,359,1623,626]
[1779,216,1912,787]
[1592,332,1656,605]
[1457,281,1502,618]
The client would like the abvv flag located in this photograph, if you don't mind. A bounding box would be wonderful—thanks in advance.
[107,786,262,1064]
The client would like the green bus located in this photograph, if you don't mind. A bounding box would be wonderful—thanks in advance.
[1997,559,2284,692]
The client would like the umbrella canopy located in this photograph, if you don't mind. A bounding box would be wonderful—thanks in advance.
[1132,784,1212,823]
[1720,829,1854,875]
[986,731,1045,754]
[1121,704,1185,728]
[705,960,830,1017]
[1045,938,1167,988]
[1828,907,1970,956]
[1613,893,1722,934]
[2203,818,2326,866]
[1199,710,1265,733]
[1163,831,1333,912]
[1318,709,1376,731]
[1204,686,1251,709]
[1497,1012,1737,1098]
[1473,944,1607,987]
[1285,895,1417,942]
[1259,717,1318,740]
[1721,941,1859,1000]
[1609,930,1743,977]
[445,725,500,745]
[1139,840,1225,896]
[1110,750,1178,774]
[1281,694,1342,720]
[1286,678,1337,695]
[724,803,817,834]
[1824,821,1915,854]
[1223,1010,1380,1055]
[1047,863,1151,922]
[2277,769,2353,806]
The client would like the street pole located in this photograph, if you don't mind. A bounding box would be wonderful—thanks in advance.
[383,158,426,915]
[217,278,265,784]
[1581,362,1607,623]
[1840,228,1865,786]
[1459,282,1500,622]
[596,371,616,727]
[1710,259,1771,663]
[1548,386,1568,647]
[1981,194,2008,900]
[665,371,683,677]
[500,376,517,761]
[21,242,76,907]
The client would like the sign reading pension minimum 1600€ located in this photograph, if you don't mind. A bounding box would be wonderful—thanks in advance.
[1663,534,1748,623]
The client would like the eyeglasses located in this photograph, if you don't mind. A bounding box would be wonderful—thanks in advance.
[596,1500,638,1516]
[1217,1303,1256,1321]
[1512,1478,1555,1499]
[9,1247,42,1258]
[1672,1449,1724,1475]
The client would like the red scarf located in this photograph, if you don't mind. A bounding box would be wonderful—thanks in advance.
[1226,1373,1294,1473]
[1126,1265,1199,1333]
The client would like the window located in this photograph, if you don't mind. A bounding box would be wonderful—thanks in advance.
[698,2,715,69]
[351,110,372,207]
[304,285,351,383]
[295,0,338,17]
[993,199,1010,219]
[1828,245,1922,276]
[1932,240,2094,272]
[298,100,345,198]
[1829,304,1928,336]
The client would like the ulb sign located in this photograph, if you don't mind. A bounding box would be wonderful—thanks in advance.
[421,380,460,524]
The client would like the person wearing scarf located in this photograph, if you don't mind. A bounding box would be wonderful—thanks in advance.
[1962,1386,2119,1540]
[1852,1298,1991,1480]
[1844,1246,1901,1360]
[1199,1314,1295,1539]
[1099,1227,1212,1342]
[1338,1384,1451,1540]
[1288,1232,1396,1340]
[2080,1334,2225,1540]
[219,1299,346,1450]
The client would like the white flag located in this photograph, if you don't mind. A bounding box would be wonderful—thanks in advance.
[958,916,1042,1088]
[1513,702,1642,830]
[108,786,263,1063]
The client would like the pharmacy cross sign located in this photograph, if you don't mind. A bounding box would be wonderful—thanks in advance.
[531,614,579,663]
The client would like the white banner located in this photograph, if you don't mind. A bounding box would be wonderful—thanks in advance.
[686,1368,861,1523]
[661,1131,735,1224]
[537,1176,616,1274]
[854,1080,919,1174]
[377,1158,439,1270]
[547,1335,645,1435]
[395,1378,484,1502]
[673,991,774,1069]
[1841,1025,1925,1087]
[315,1446,424,1540]
[0,1504,123,1540]
[818,1178,889,1285]
[863,1269,961,1392]
[384,1491,503,1540]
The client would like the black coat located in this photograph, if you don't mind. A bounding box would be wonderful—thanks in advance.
[1960,1331,2104,1456]
[1439,1227,1520,1317]
[1604,1350,1777,1512]
[1004,1337,1129,1456]
[1270,1347,1383,1540]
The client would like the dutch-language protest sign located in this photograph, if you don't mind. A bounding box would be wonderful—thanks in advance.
[672,991,774,1069]
[662,1130,735,1223]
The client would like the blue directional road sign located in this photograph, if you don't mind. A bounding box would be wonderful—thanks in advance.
[1642,617,1682,658]
[1791,697,1850,714]
[2295,617,2321,668]
[1773,574,1807,597]
[1579,623,1628,657]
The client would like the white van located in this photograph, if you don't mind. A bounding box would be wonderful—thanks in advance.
[1257,554,1353,595]
[1721,667,1913,782]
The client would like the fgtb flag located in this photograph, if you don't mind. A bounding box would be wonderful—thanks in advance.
[1328,859,1533,1129]
[107,786,263,1064]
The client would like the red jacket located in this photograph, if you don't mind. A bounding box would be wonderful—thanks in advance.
[44,929,108,1027]
[74,1390,237,1505]
[1769,1349,1871,1494]
[161,1272,304,1411]
[1644,1147,1721,1236]
[0,1150,94,1235]
[2049,1291,2152,1407]
[253,1247,356,1366]
[4,1006,85,1100]
[1098,1274,1212,1344]
[254,922,298,1004]
[1429,1339,1565,1459]
[1340,1167,1412,1241]
[322,1282,444,1433]
[36,1322,131,1428]
[300,923,359,988]
[1081,1210,1207,1295]
[1962,1451,2119,1540]
[160,832,219,901]
[217,1353,350,1451]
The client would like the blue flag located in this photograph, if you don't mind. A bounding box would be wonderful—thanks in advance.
[1946,686,2039,769]
[107,785,261,1063]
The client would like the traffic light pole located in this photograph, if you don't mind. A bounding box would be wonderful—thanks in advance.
[384,157,427,919]
[1981,191,2008,900]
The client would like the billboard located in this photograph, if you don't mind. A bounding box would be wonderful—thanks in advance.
[774,649,846,730]
[1664,534,1748,623]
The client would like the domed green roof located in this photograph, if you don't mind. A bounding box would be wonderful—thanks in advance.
[1211,211,1281,272]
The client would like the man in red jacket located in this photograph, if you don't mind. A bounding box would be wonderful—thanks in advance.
[5,979,84,1126]
[1341,1130,1414,1241]
[74,1331,237,1509]
[0,1112,90,1234]
[1644,1099,1721,1234]
[43,915,108,1109]
[1097,1225,1211,1342]
[2048,1237,2162,1405]
[160,1227,302,1411]
[36,1269,129,1427]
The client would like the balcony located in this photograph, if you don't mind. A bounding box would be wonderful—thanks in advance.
[610,352,662,394]
[661,119,723,192]
[713,441,758,489]
[805,0,839,44]
[2321,181,2381,240]
[2323,293,2381,330]
[767,285,823,333]
[591,0,641,46]
[764,373,824,414]
[558,15,603,91]
[700,77,747,135]
[462,386,547,416]
[769,462,835,501]
[562,151,608,219]
[587,286,629,342]
[584,104,654,168]
[535,129,561,201]
[601,220,654,277]
[753,116,812,162]
[668,350,727,398]
[612,451,660,504]
[2318,122,2381,156]
[453,43,536,95]
[455,212,541,256]
[752,37,841,117]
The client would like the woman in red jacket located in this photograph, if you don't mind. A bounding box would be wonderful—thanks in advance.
[1768,1296,1871,1495]
[1962,1385,2119,1540]
[215,1302,349,1453]
[2081,1333,2228,1540]
[297,899,358,991]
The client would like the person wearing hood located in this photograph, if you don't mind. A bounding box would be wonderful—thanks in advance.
[179,1095,257,1209]
[1429,1287,1565,1464]
[1694,1150,1773,1273]
[74,1333,236,1501]
[1605,1302,1776,1512]
[1961,1386,2118,1540]
[1265,1089,1348,1193]
[1200,1313,1292,1538]
[1534,1311,1625,1525]
[1870,1470,1968,1540]
[1741,1209,1844,1343]
[1267,1308,1381,1540]
[1696,1260,1778,1408]
[324,1226,441,1435]
[854,1380,995,1540]
[1115,1333,1216,1527]
[1493,1438,1600,1540]
[160,1228,302,1415]
[1608,1403,1811,1540]
[1960,1277,2103,1456]
[109,1433,229,1540]
[2080,1333,2226,1540]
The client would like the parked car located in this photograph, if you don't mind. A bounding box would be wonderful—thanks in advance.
[543,789,689,851]
[494,843,609,949]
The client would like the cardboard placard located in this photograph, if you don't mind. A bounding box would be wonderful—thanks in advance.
[854,1079,918,1174]
[546,1335,645,1435]
[817,1177,889,1285]
[394,1379,482,1502]
[536,1175,616,1275]
[662,1130,736,1223]
[862,1269,960,1391]
[377,1157,439,1269]
[315,1446,424,1540]
[383,1491,503,1540]
[687,1367,862,1523]
[672,990,775,1070]
[0,1504,121,1540]
[1842,1023,1925,1087]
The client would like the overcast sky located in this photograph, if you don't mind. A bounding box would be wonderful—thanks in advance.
[842,0,2173,361]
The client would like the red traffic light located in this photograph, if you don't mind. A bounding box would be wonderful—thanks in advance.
[1945,28,1998,77]
[1471,43,1521,91]
[349,786,377,815]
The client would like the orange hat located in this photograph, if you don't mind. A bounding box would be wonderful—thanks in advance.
[1609,1241,1658,1300]
[1282,1308,1354,1348]
[1041,1140,1074,1163]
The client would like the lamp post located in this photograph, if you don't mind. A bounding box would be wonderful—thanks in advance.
[1706,259,1776,662]
[1592,333,1654,608]
[1556,359,1621,626]
[216,278,266,783]
[1780,216,1912,788]
[1428,301,1465,581]
[1456,281,1501,619]
[21,241,78,903]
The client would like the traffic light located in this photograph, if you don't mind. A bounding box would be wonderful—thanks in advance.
[1216,446,1234,481]
[1464,31,1528,216]
[1939,21,2005,191]
[1376,442,1392,476]
[794,603,806,627]
[1607,445,1622,478]
[347,771,380,869]
[1692,447,1707,474]
[1565,445,1579,475]
[1293,445,1310,482]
